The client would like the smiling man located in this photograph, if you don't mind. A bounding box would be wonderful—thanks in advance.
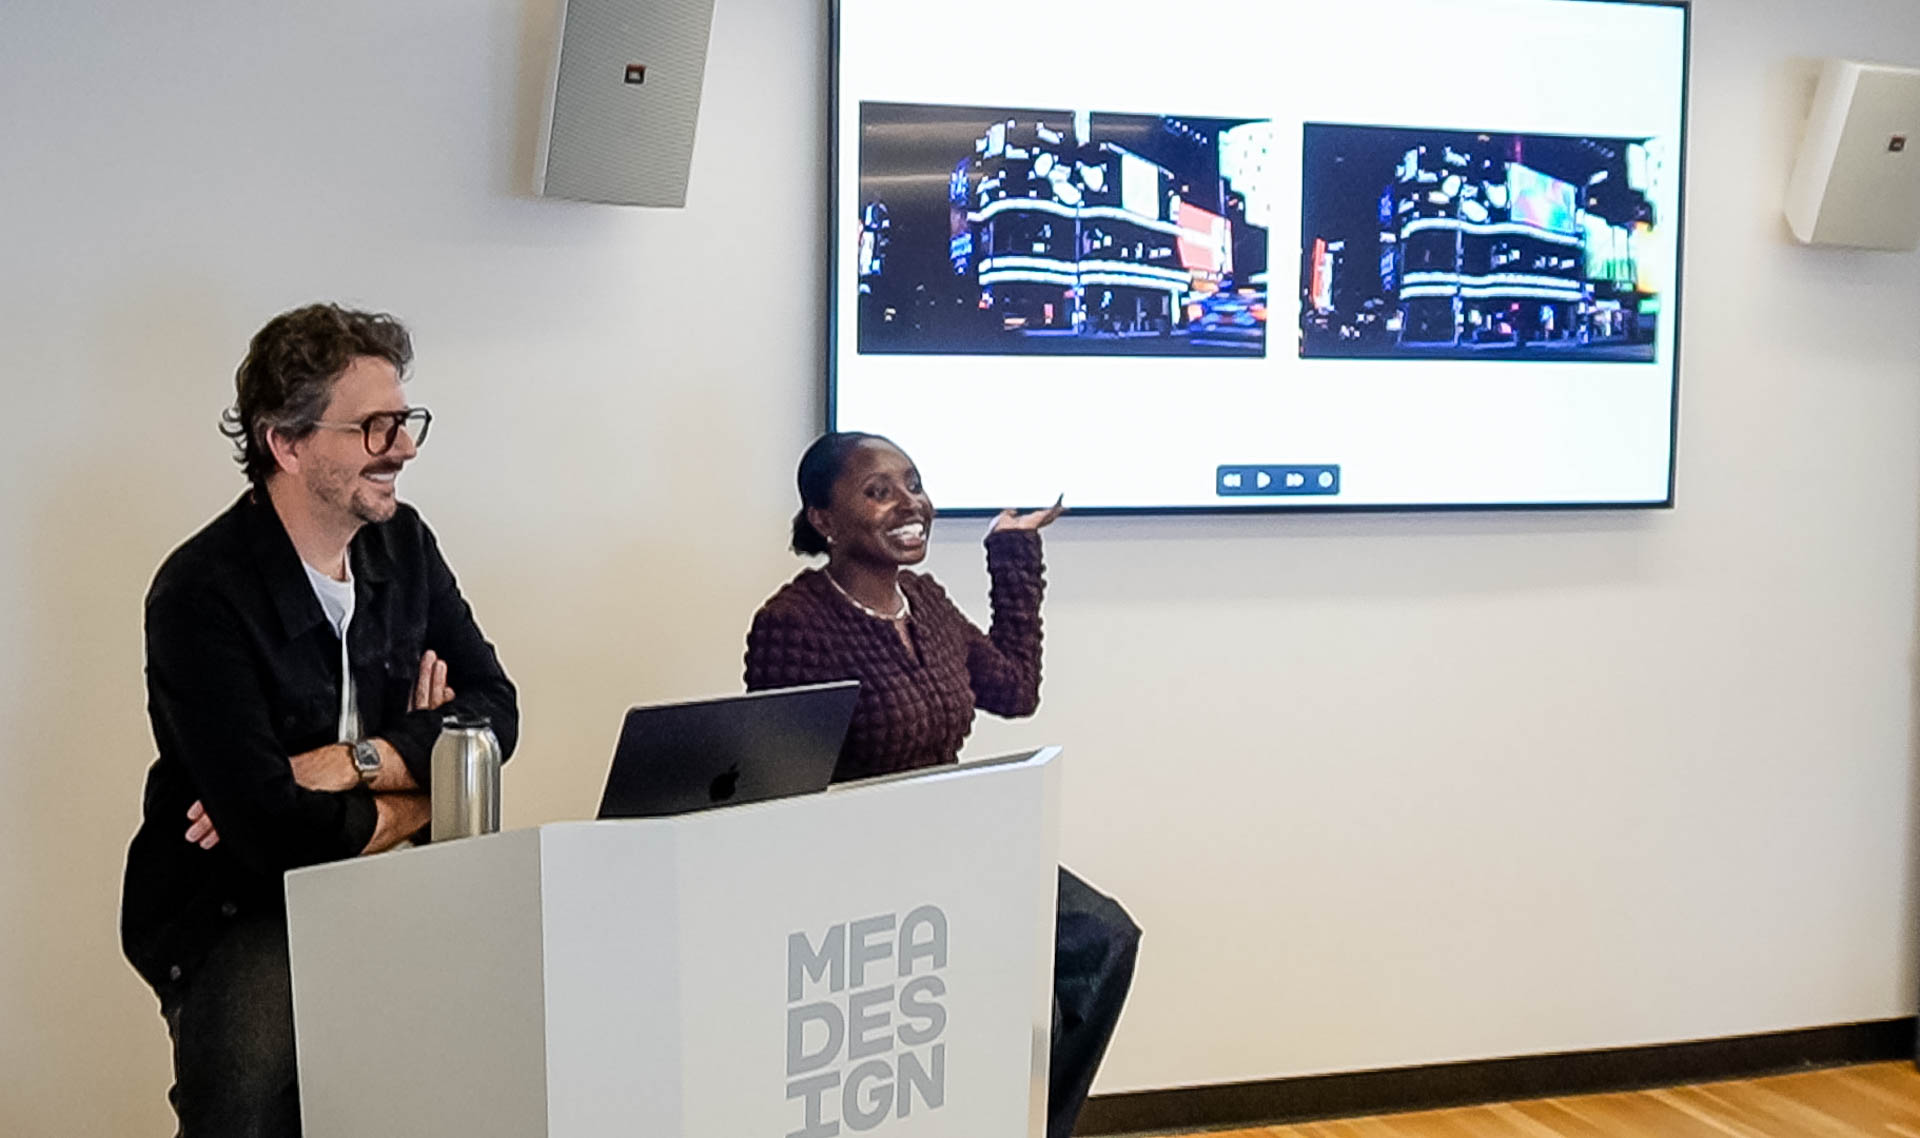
[120,303,518,1136]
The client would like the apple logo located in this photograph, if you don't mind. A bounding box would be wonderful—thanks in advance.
[708,764,741,803]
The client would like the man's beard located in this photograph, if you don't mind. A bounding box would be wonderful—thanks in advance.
[308,459,400,526]
[349,484,398,525]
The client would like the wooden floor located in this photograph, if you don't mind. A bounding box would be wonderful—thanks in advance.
[1138,1061,1920,1138]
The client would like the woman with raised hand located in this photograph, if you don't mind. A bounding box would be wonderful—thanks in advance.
[745,431,1139,1138]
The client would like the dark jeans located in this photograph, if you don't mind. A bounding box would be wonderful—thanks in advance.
[158,913,301,1137]
[1051,867,1142,1138]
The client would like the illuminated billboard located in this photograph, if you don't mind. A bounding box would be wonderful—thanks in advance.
[1508,164,1580,233]
[1177,201,1231,275]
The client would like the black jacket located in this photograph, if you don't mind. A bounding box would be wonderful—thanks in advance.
[120,491,518,992]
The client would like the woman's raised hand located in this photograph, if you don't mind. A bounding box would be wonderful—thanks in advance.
[989,494,1066,533]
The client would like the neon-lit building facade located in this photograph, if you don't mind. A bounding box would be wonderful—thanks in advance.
[856,102,1273,356]
[1300,123,1667,361]
[966,119,1224,336]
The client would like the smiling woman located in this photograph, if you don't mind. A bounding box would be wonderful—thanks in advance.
[743,432,1136,1138]
[746,431,1059,776]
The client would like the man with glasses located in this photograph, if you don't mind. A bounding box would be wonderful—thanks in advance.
[120,303,519,1136]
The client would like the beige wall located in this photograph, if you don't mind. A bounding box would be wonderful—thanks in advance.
[5,0,1920,1133]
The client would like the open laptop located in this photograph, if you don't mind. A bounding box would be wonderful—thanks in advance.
[596,681,860,819]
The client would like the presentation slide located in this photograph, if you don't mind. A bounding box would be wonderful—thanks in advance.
[831,0,1690,512]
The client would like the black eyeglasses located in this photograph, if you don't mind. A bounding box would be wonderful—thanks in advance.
[312,407,432,455]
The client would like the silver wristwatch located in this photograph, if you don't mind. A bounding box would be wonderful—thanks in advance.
[349,738,381,786]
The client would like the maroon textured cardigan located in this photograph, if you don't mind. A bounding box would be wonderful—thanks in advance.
[744,528,1044,781]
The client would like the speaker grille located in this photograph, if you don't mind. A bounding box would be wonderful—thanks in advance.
[542,0,716,207]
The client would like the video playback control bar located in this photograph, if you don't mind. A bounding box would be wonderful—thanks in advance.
[1216,464,1341,497]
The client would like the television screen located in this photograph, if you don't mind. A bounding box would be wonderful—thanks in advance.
[830,0,1690,512]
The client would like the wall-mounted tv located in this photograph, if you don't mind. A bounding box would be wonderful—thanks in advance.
[830,0,1690,513]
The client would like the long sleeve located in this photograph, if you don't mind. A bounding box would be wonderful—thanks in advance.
[145,579,377,876]
[375,523,519,785]
[966,528,1045,717]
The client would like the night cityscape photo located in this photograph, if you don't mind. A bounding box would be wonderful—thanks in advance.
[1299,122,1669,362]
[857,101,1273,357]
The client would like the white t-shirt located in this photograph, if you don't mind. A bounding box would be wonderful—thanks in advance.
[302,561,362,743]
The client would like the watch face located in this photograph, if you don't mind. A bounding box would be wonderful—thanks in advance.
[353,741,380,773]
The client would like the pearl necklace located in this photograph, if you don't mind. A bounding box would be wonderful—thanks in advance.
[825,570,910,621]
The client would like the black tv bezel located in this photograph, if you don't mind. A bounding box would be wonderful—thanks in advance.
[825,0,1693,518]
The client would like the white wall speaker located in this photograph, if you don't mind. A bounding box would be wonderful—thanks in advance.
[534,0,716,207]
[1785,59,1920,250]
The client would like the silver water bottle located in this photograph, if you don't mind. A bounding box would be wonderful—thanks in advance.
[430,714,501,841]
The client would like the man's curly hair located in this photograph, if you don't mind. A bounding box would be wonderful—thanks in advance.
[220,303,413,486]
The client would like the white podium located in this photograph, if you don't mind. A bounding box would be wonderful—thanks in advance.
[284,747,1060,1138]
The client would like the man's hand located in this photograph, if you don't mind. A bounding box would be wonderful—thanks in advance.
[410,649,454,712]
[184,800,219,849]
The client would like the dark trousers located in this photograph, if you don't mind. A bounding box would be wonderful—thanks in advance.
[1051,867,1141,1138]
[158,914,301,1138]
